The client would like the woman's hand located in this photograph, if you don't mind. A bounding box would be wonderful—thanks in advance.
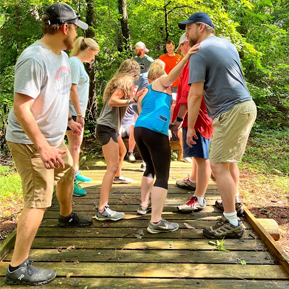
[186,43,200,58]
[134,88,146,102]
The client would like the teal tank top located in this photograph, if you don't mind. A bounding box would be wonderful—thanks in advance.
[135,84,172,136]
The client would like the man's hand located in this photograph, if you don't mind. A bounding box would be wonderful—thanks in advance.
[186,127,198,148]
[76,115,84,128]
[68,119,82,135]
[39,145,66,169]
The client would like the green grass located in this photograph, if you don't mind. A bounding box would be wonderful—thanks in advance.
[0,165,22,198]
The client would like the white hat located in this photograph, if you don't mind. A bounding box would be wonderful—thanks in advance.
[135,41,149,52]
[176,33,188,52]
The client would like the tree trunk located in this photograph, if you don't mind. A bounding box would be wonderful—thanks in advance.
[118,0,132,56]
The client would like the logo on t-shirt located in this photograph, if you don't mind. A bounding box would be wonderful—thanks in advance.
[55,66,71,96]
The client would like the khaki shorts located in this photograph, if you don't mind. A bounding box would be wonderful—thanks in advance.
[210,100,257,163]
[7,141,74,209]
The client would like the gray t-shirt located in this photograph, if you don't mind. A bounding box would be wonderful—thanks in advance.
[6,41,71,147]
[134,54,154,90]
[188,36,251,119]
[69,56,89,117]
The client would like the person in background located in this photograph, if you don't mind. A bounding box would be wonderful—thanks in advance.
[95,59,142,221]
[170,33,213,213]
[4,3,92,286]
[134,44,199,233]
[179,12,256,238]
[67,37,100,196]
[159,40,183,97]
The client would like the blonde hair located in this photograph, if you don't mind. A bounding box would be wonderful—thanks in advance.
[148,60,166,82]
[103,59,140,103]
[70,37,99,56]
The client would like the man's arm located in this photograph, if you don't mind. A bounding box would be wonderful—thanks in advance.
[14,93,66,169]
[186,82,204,147]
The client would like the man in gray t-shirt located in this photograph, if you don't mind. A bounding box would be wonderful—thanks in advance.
[4,3,91,286]
[134,41,154,90]
[178,12,257,239]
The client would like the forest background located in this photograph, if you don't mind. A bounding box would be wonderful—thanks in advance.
[0,0,288,251]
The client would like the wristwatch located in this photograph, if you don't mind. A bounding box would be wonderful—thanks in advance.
[68,117,73,121]
[176,116,184,122]
[128,99,132,105]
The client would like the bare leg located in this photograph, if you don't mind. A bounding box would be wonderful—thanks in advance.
[150,186,167,223]
[56,179,74,216]
[229,162,239,195]
[128,125,136,153]
[190,158,197,182]
[115,135,126,178]
[10,208,45,266]
[211,162,236,213]
[99,139,119,211]
[67,130,83,174]
[194,157,211,198]
[140,176,154,208]
[178,129,183,156]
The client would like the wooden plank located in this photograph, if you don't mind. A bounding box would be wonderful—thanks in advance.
[1,262,288,279]
[1,278,288,289]
[33,227,258,239]
[3,249,276,264]
[40,218,253,229]
[244,206,289,275]
[257,218,280,241]
[29,238,267,251]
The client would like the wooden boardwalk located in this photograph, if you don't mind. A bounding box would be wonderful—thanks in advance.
[1,159,289,288]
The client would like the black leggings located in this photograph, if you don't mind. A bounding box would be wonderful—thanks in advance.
[134,127,171,189]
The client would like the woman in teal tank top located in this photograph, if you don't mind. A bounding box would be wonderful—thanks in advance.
[134,44,199,234]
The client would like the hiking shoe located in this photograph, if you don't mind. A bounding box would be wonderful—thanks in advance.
[113,175,133,184]
[5,258,56,286]
[75,173,91,183]
[137,204,152,215]
[95,205,125,221]
[203,215,244,239]
[215,200,244,216]
[73,181,87,197]
[128,152,136,163]
[176,176,196,190]
[58,212,92,227]
[177,196,206,212]
[147,219,179,234]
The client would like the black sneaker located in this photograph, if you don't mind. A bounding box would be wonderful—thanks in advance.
[214,200,244,216]
[58,212,92,227]
[203,215,244,239]
[5,259,56,285]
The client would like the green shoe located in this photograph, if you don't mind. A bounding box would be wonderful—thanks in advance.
[73,181,87,197]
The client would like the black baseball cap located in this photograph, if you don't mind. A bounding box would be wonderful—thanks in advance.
[45,3,88,30]
[178,12,214,30]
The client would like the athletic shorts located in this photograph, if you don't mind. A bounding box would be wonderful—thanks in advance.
[210,100,257,163]
[7,141,74,209]
[97,124,119,146]
[119,123,133,138]
[182,127,210,159]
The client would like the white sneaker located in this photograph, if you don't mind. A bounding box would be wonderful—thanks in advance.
[128,152,136,163]
[113,175,133,184]
[177,196,206,212]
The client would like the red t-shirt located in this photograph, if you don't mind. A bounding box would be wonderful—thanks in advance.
[159,53,183,87]
[172,60,213,139]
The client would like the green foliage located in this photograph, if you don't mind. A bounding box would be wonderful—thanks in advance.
[0,164,22,198]
[208,239,229,252]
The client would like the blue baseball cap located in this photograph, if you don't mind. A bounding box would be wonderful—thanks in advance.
[178,12,214,30]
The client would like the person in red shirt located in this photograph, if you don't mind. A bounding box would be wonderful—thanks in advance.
[159,40,183,96]
[171,33,213,212]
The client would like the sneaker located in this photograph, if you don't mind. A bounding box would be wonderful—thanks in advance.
[137,204,151,215]
[128,152,136,163]
[73,181,87,197]
[147,219,179,234]
[203,215,244,239]
[75,173,91,182]
[181,157,192,163]
[214,200,244,216]
[58,212,92,227]
[5,259,56,286]
[176,176,196,190]
[113,175,133,184]
[95,205,125,221]
[177,196,206,212]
